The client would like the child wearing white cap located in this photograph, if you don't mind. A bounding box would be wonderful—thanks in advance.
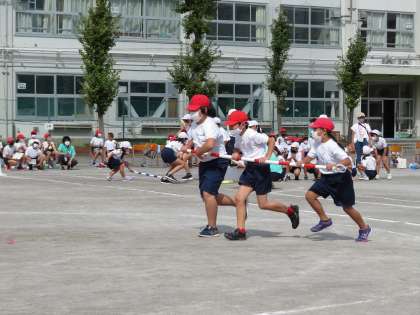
[359,146,377,180]
[287,142,302,180]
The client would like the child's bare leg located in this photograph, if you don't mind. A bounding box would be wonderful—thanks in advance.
[305,191,329,221]
[343,206,368,229]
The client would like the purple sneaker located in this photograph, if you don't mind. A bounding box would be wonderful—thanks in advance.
[355,226,371,242]
[310,219,333,232]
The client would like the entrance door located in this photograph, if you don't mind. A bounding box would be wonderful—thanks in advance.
[383,100,395,138]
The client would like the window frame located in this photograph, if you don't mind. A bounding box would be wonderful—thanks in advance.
[16,73,92,121]
[359,10,415,50]
[207,1,267,45]
[282,5,341,48]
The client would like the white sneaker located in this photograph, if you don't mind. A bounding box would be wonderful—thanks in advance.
[106,176,112,181]
[123,176,134,181]
[375,174,380,180]
[387,173,392,180]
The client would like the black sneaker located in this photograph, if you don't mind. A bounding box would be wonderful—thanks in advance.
[166,174,178,184]
[224,229,247,241]
[181,173,193,181]
[288,205,300,229]
[160,176,170,184]
[199,225,220,237]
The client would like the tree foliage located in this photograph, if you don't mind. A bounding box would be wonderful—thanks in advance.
[169,0,219,99]
[267,9,291,125]
[336,35,368,141]
[78,0,120,130]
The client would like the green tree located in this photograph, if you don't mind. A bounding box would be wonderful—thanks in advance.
[336,35,368,142]
[267,9,291,127]
[79,0,120,131]
[169,0,219,99]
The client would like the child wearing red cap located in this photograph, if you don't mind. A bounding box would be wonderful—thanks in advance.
[42,133,57,168]
[223,111,300,241]
[2,137,24,169]
[299,117,371,242]
[183,94,236,237]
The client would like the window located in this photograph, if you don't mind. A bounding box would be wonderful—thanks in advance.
[111,0,180,40]
[282,6,340,46]
[359,11,414,49]
[214,83,263,118]
[285,81,340,119]
[207,2,266,44]
[16,74,91,120]
[117,81,175,119]
[16,0,180,40]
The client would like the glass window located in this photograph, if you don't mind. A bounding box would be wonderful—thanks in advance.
[310,101,324,117]
[400,82,413,98]
[219,84,234,94]
[311,81,324,98]
[58,98,75,116]
[118,97,129,116]
[76,98,90,116]
[210,2,266,43]
[17,75,35,94]
[295,81,308,97]
[36,75,54,94]
[284,100,293,117]
[37,97,55,117]
[131,96,148,117]
[149,97,164,116]
[149,82,165,94]
[17,97,36,116]
[76,77,84,94]
[284,6,340,47]
[216,83,262,118]
[218,3,233,20]
[294,101,308,117]
[131,82,148,93]
[57,76,75,94]
[387,13,397,29]
[369,100,382,117]
[295,8,309,24]
[235,84,251,95]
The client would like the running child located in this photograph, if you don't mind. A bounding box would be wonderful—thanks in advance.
[359,146,377,180]
[223,110,299,241]
[90,130,105,167]
[160,132,192,183]
[184,94,236,237]
[370,130,391,179]
[299,117,371,242]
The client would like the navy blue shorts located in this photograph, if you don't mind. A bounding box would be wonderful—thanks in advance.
[239,163,272,195]
[198,158,229,197]
[309,170,355,208]
[161,147,177,164]
[107,157,122,171]
[365,170,377,180]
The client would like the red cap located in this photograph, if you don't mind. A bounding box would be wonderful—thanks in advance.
[95,129,102,136]
[17,133,25,140]
[187,94,210,112]
[279,127,287,133]
[7,136,14,144]
[309,117,335,132]
[167,134,177,141]
[224,111,249,126]
[31,130,37,135]
[43,133,50,139]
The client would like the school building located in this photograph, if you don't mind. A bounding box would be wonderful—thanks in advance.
[1,0,420,141]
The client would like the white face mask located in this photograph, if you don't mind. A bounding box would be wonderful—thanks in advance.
[312,130,323,143]
[303,140,308,145]
[33,143,39,149]
[64,141,71,146]
[230,127,241,137]
[191,111,201,123]
[286,141,292,145]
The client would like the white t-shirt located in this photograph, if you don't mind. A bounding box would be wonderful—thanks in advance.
[362,155,376,171]
[15,141,27,153]
[188,117,227,162]
[299,142,310,153]
[2,144,16,158]
[104,140,116,152]
[351,122,371,143]
[25,147,41,159]
[287,151,303,162]
[165,140,183,153]
[110,149,123,160]
[219,127,230,143]
[372,137,387,150]
[307,139,349,175]
[234,128,268,159]
[90,137,104,148]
